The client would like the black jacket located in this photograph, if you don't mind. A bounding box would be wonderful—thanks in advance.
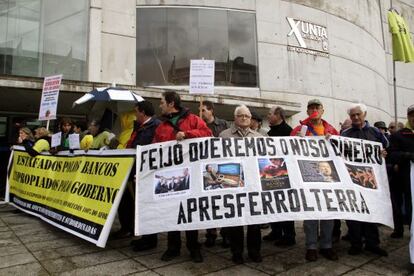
[127,117,161,148]
[341,121,388,148]
[389,127,414,188]
[268,121,292,137]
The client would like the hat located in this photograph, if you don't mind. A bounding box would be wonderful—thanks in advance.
[307,99,322,107]
[374,121,387,130]
[250,111,262,122]
[408,104,414,114]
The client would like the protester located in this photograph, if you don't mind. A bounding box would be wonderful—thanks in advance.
[87,120,115,149]
[73,120,88,139]
[291,99,339,262]
[219,105,263,264]
[22,127,51,157]
[388,104,414,239]
[153,91,212,263]
[17,127,34,146]
[116,110,136,149]
[128,101,161,251]
[341,103,388,257]
[340,118,352,134]
[250,111,268,136]
[200,100,229,137]
[263,106,296,247]
[199,100,230,248]
[374,121,390,142]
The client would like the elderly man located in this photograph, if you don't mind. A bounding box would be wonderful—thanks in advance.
[219,105,263,264]
[263,106,296,246]
[341,103,388,256]
[388,105,414,238]
[154,91,212,263]
[291,99,339,262]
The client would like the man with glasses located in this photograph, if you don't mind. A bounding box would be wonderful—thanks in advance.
[291,99,339,262]
[219,105,263,264]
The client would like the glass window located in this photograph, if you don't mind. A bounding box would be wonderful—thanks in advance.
[136,7,258,87]
[0,0,88,80]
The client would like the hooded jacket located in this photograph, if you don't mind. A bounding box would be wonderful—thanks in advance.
[153,108,212,142]
[291,118,338,136]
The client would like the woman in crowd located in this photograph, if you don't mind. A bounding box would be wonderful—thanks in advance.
[87,120,115,149]
[22,127,50,157]
[17,127,34,146]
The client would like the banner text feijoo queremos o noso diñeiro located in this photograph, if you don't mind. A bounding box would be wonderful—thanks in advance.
[135,136,393,236]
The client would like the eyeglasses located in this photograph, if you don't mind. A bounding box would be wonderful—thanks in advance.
[236,114,251,119]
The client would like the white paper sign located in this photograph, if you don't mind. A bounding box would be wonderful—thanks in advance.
[68,134,80,149]
[135,136,393,236]
[51,132,62,148]
[39,74,62,121]
[189,59,215,94]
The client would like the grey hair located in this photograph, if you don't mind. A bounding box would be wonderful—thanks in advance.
[347,103,367,115]
[270,106,286,121]
[234,105,251,117]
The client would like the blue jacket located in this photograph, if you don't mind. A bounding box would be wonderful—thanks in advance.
[341,121,388,148]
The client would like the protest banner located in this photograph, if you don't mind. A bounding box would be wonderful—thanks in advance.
[38,74,62,121]
[135,136,393,236]
[7,147,135,247]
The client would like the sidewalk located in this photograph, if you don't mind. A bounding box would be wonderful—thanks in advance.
[0,203,412,275]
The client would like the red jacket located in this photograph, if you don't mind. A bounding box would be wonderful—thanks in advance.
[291,118,338,136]
[153,108,212,142]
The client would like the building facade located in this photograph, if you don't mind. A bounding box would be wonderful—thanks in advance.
[0,0,414,135]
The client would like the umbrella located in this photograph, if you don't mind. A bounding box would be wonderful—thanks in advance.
[72,87,144,107]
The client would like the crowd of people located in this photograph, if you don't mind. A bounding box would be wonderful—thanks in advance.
[14,91,414,265]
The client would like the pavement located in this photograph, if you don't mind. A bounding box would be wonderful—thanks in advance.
[0,203,413,276]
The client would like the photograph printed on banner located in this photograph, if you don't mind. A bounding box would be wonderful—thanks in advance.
[258,158,290,190]
[298,160,340,183]
[345,163,378,189]
[153,167,190,199]
[202,162,245,190]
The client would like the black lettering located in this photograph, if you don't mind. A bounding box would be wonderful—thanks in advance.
[288,189,300,212]
[236,193,247,217]
[261,192,275,215]
[346,190,359,213]
[211,195,222,220]
[222,138,233,158]
[274,190,288,213]
[187,198,197,223]
[300,189,314,211]
[310,189,322,211]
[177,202,187,224]
[323,189,337,211]
[249,192,261,216]
[223,194,235,218]
[334,189,350,212]
[199,197,210,221]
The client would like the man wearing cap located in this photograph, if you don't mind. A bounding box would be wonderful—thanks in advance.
[388,105,414,238]
[374,121,390,143]
[263,106,296,246]
[341,103,388,257]
[291,99,339,262]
